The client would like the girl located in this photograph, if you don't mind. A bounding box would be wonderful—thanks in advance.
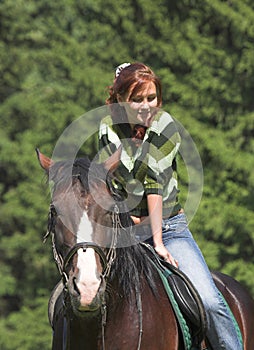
[98,62,242,350]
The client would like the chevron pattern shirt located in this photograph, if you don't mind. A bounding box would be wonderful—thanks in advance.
[98,110,181,218]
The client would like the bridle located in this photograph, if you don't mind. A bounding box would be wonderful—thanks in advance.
[44,201,121,280]
[44,201,144,350]
[43,159,143,350]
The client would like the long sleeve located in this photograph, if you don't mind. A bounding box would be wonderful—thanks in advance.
[98,111,181,217]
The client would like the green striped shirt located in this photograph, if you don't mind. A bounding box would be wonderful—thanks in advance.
[98,110,181,217]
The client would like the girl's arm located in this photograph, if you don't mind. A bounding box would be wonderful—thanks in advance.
[147,194,178,267]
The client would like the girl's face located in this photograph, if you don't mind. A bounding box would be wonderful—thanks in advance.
[118,81,158,127]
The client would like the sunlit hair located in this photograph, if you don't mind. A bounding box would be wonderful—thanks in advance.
[106,62,162,107]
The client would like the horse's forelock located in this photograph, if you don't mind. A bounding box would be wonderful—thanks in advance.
[49,160,74,188]
[49,157,94,191]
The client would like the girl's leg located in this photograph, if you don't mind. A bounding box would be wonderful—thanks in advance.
[162,214,243,350]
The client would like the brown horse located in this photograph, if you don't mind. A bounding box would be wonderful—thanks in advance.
[37,149,254,350]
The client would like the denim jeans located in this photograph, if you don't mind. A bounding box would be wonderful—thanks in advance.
[136,213,243,350]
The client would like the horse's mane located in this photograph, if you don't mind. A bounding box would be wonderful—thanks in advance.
[50,157,158,298]
[110,242,158,298]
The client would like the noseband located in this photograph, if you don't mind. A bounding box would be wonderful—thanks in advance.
[62,242,108,286]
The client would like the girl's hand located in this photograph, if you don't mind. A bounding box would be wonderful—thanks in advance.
[154,243,179,268]
[146,195,178,267]
[131,215,150,225]
[131,215,141,225]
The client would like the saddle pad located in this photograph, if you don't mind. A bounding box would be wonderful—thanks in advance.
[156,266,193,350]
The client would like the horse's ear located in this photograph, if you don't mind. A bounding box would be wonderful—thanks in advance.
[104,146,122,173]
[36,148,53,171]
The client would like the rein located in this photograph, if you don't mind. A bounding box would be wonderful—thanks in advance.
[100,204,143,350]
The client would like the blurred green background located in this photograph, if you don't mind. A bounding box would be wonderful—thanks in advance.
[1,0,254,348]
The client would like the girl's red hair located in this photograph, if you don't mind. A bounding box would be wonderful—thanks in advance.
[106,62,162,107]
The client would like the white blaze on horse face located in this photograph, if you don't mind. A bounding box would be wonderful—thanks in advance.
[76,247,101,308]
[76,210,93,243]
[76,211,101,308]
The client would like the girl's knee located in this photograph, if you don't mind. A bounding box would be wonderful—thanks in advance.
[202,293,227,316]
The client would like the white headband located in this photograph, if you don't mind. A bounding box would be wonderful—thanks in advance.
[115,63,131,78]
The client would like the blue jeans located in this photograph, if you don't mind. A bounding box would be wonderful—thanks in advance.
[136,213,243,350]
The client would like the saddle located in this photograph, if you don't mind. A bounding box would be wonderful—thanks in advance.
[141,243,207,350]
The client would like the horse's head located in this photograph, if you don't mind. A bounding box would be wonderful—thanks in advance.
[37,148,130,315]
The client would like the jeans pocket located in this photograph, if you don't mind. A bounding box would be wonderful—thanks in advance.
[162,220,170,233]
[162,214,191,238]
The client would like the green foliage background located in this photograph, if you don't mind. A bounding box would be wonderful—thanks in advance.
[0,0,254,348]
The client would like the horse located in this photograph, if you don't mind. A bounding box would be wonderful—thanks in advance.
[37,149,254,350]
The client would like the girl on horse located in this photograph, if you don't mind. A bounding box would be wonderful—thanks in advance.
[98,62,242,349]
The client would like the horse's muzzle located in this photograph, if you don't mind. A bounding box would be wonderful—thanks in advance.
[68,276,106,314]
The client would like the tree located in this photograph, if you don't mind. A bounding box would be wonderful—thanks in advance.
[1,0,254,348]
